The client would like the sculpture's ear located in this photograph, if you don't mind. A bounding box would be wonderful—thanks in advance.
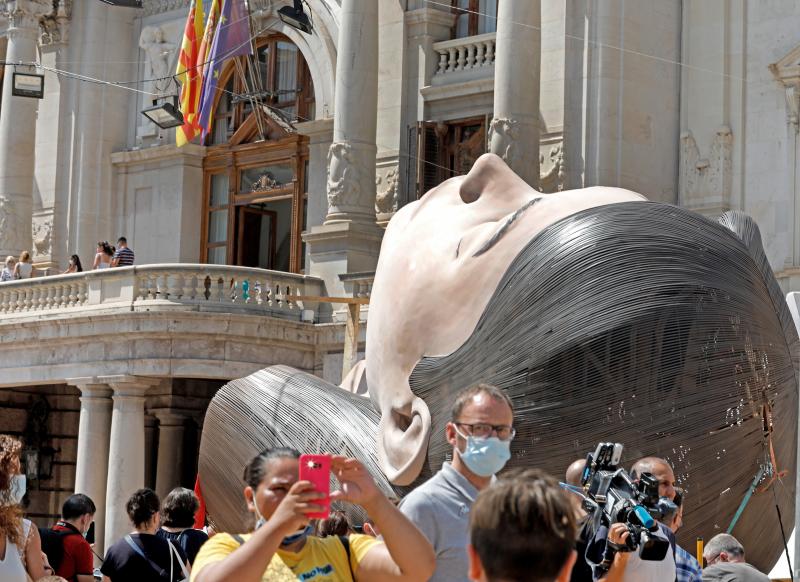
[459,153,531,204]
[376,394,431,486]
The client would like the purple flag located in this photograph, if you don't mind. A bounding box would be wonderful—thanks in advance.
[197,0,253,138]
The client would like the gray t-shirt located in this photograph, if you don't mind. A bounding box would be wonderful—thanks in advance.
[702,562,770,582]
[399,462,477,582]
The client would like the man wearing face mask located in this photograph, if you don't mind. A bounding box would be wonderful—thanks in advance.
[398,383,515,582]
[44,494,96,582]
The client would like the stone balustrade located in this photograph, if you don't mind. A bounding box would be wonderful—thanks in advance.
[433,32,496,79]
[0,264,326,322]
[339,271,374,300]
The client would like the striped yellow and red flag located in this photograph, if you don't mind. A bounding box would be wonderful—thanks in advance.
[175,0,205,147]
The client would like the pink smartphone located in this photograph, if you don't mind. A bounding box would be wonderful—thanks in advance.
[298,454,332,519]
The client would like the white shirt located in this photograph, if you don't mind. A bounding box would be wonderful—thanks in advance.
[0,520,30,582]
[16,262,32,279]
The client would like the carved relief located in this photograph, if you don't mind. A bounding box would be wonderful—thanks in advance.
[327,142,361,210]
[250,172,285,192]
[679,126,733,209]
[139,25,177,93]
[0,196,27,253]
[32,214,53,258]
[143,0,190,16]
[539,145,565,194]
[375,167,399,215]
[488,117,520,168]
[40,0,71,46]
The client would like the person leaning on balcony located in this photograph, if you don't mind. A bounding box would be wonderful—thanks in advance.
[1,256,16,281]
[62,255,83,275]
[13,251,33,280]
[93,242,113,270]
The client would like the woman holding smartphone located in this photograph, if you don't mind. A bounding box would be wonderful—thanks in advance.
[191,448,435,582]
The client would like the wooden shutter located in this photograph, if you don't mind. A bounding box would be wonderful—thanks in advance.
[416,121,443,199]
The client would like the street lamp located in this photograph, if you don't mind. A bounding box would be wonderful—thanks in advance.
[141,95,184,129]
[278,0,313,35]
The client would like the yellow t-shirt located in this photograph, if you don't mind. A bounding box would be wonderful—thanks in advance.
[191,532,381,582]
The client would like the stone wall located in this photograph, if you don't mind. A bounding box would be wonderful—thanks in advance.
[0,385,80,527]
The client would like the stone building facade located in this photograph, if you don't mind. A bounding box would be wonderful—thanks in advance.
[0,0,798,558]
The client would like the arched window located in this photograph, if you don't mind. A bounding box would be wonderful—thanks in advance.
[202,34,314,274]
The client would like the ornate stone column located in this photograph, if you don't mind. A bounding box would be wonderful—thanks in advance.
[489,0,541,188]
[303,0,382,296]
[153,409,186,500]
[103,376,160,550]
[69,379,112,557]
[0,0,51,258]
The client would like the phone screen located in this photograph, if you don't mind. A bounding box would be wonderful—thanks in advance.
[298,454,332,519]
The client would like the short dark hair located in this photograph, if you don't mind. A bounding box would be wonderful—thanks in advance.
[451,383,513,421]
[243,447,300,489]
[62,494,96,521]
[161,487,199,528]
[126,488,160,528]
[470,469,576,582]
[117,237,127,244]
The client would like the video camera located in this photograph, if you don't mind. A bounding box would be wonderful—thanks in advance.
[580,443,674,565]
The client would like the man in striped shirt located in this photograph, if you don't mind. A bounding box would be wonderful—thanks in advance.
[112,237,135,267]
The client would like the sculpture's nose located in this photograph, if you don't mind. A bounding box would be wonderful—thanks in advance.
[459,153,537,206]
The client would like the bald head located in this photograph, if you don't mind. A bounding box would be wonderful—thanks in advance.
[631,457,676,501]
[565,459,586,486]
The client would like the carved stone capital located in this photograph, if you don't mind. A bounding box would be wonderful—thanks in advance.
[3,0,51,32]
[488,117,520,168]
[40,0,71,47]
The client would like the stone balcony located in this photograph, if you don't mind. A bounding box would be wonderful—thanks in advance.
[0,264,369,387]
[430,32,496,86]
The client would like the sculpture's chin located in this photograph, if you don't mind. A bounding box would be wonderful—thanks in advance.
[377,395,432,486]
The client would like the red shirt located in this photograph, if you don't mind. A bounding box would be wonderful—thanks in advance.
[52,522,94,581]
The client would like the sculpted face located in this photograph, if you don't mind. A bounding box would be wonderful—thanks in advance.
[366,153,645,485]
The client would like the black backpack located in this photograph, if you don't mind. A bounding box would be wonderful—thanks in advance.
[40,524,81,572]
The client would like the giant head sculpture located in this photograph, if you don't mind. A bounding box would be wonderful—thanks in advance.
[201,154,798,570]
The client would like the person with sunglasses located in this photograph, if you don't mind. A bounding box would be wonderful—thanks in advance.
[398,383,515,582]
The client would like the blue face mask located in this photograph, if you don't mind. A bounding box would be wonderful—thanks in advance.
[454,426,511,477]
[8,475,26,505]
[280,524,314,546]
[252,493,313,546]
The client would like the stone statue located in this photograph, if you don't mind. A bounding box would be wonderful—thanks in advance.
[200,154,798,570]
[139,25,176,94]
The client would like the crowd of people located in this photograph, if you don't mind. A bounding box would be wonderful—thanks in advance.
[0,237,135,282]
[0,383,778,582]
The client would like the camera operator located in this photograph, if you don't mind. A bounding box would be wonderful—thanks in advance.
[575,447,678,582]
